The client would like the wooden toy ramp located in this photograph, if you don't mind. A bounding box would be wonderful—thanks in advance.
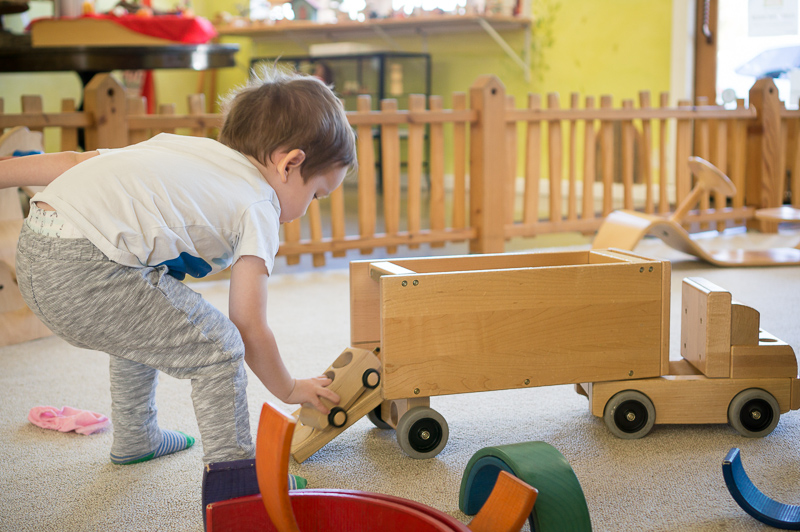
[593,157,800,267]
[0,126,52,347]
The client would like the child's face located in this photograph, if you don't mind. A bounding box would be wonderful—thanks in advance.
[278,164,347,223]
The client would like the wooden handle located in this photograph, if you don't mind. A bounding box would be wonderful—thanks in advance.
[369,261,417,281]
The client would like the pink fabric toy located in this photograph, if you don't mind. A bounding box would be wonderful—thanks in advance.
[28,406,111,435]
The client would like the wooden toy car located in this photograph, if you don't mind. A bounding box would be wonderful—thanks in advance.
[578,277,799,439]
[297,347,381,430]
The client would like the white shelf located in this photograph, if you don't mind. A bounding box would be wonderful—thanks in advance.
[217,15,533,80]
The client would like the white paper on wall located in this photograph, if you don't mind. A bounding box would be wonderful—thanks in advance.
[748,0,799,36]
[790,68,800,108]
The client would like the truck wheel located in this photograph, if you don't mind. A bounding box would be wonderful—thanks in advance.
[603,390,655,439]
[367,405,392,429]
[728,389,780,438]
[396,406,449,459]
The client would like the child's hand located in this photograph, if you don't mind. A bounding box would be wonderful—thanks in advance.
[286,376,340,414]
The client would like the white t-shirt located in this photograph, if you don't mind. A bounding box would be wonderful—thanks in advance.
[32,133,282,279]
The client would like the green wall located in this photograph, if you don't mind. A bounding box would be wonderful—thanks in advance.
[215,0,673,109]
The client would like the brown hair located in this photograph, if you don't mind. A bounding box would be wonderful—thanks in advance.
[218,66,356,181]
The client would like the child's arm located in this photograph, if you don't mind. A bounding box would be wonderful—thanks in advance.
[0,150,99,189]
[228,255,340,414]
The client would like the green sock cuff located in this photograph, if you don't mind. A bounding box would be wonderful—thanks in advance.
[178,431,196,448]
[110,430,195,465]
[291,474,308,489]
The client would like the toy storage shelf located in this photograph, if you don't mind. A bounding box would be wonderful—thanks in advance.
[251,52,431,112]
[218,15,532,79]
[252,52,431,182]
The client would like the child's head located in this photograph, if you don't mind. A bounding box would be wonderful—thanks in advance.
[218,66,356,182]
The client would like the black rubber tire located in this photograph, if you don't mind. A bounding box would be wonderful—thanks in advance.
[362,368,380,389]
[728,388,780,438]
[396,406,449,459]
[327,406,347,428]
[603,390,656,439]
[366,405,393,429]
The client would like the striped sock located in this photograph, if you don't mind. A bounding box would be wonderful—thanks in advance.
[110,430,195,465]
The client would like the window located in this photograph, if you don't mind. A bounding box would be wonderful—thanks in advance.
[717,0,799,108]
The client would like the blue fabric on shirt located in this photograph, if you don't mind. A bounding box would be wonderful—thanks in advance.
[158,252,213,280]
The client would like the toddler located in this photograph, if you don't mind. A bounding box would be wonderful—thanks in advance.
[1,68,355,464]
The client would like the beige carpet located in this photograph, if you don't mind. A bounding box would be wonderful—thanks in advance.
[2,231,800,532]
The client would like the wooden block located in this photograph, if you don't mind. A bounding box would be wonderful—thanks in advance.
[0,188,23,225]
[730,331,797,379]
[0,261,25,313]
[668,358,703,376]
[681,277,732,378]
[589,376,793,423]
[378,397,430,429]
[379,253,668,400]
[290,385,383,463]
[0,307,53,347]
[0,261,53,347]
[731,301,759,346]
[0,219,23,276]
[792,379,800,411]
[31,19,177,47]
[297,347,380,430]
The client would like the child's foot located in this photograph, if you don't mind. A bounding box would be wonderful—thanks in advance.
[110,430,195,465]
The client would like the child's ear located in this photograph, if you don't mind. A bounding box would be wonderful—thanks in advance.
[277,149,306,182]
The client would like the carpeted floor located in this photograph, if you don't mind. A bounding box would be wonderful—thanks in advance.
[2,231,800,532]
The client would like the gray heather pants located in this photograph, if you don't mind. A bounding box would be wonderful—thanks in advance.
[16,223,255,463]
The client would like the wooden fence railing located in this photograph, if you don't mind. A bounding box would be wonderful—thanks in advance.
[1,73,797,267]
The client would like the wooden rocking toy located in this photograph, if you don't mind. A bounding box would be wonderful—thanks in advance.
[0,126,52,347]
[205,402,538,532]
[592,156,800,267]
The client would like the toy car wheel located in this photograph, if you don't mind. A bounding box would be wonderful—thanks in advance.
[603,390,656,439]
[327,406,347,428]
[396,406,449,459]
[728,388,780,438]
[362,368,380,389]
[367,405,393,429]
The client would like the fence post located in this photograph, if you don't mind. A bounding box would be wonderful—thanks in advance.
[746,78,782,232]
[83,73,129,150]
[469,75,507,254]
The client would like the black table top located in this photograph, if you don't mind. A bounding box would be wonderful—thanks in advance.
[0,43,239,73]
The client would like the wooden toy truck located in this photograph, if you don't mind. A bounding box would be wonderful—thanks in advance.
[290,250,798,462]
[292,249,672,461]
[578,277,800,439]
